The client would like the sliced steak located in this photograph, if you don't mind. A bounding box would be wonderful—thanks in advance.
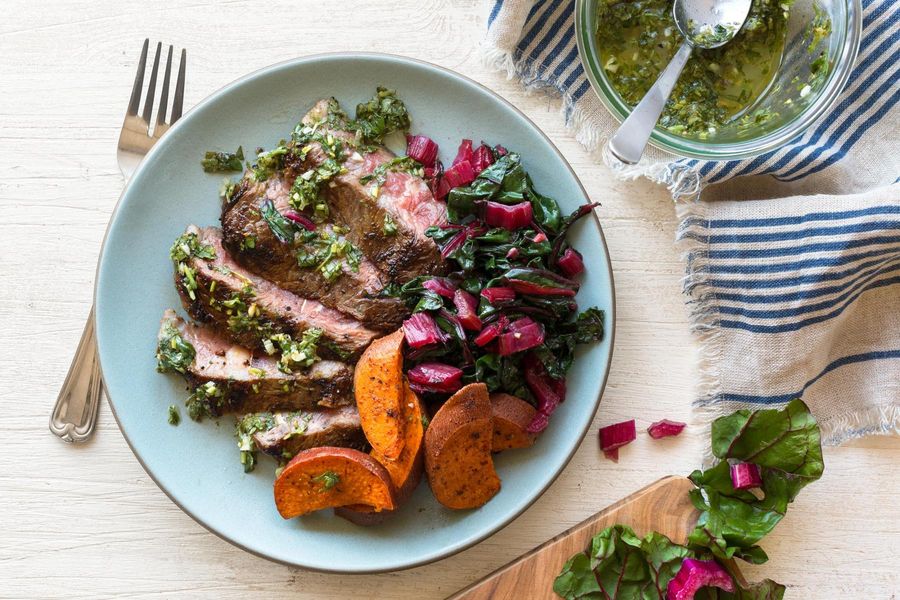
[297,99,447,281]
[247,406,366,460]
[158,310,353,415]
[176,225,377,360]
[221,175,406,331]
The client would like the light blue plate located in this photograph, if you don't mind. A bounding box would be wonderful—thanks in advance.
[95,53,616,573]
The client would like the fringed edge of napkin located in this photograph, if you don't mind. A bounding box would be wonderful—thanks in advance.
[675,199,900,450]
[821,404,900,446]
[674,199,727,462]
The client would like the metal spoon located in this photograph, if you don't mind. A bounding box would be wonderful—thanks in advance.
[607,0,753,165]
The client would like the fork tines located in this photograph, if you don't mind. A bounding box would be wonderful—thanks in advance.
[125,39,186,138]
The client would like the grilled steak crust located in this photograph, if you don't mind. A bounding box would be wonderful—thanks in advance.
[159,310,353,415]
[299,99,447,281]
[251,405,367,459]
[221,175,406,331]
[177,225,377,361]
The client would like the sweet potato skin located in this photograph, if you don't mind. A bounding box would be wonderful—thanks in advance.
[490,393,538,451]
[274,447,396,518]
[335,383,427,525]
[424,383,500,509]
[353,330,405,460]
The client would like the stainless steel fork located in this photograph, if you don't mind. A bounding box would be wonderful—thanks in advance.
[50,40,187,442]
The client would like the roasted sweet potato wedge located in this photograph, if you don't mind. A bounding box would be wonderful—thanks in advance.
[354,330,405,461]
[424,383,500,509]
[490,393,538,451]
[335,382,427,525]
[274,447,396,518]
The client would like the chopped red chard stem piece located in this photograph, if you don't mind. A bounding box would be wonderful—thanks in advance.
[281,210,316,231]
[422,277,457,299]
[667,559,735,600]
[730,462,763,490]
[480,287,516,304]
[443,160,476,188]
[557,248,585,277]
[506,247,520,260]
[498,318,545,356]
[452,138,473,166]
[471,143,495,173]
[473,315,509,347]
[406,134,439,167]
[452,289,482,331]
[647,419,687,439]
[402,312,443,349]
[524,353,564,433]
[599,420,636,459]
[440,230,467,259]
[484,201,533,230]
[407,362,463,394]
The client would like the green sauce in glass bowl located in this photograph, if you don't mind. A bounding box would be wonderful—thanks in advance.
[576,0,861,160]
[597,0,802,137]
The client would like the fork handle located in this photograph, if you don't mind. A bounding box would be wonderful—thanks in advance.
[50,307,103,443]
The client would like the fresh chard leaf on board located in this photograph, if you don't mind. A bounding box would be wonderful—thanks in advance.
[554,401,822,599]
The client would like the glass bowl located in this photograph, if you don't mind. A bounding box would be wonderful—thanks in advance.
[575,0,862,160]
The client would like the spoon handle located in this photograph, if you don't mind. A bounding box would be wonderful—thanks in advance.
[608,41,693,165]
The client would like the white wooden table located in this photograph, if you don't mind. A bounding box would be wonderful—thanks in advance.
[2,1,897,598]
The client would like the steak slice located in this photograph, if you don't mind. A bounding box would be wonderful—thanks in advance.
[176,225,377,361]
[245,406,366,460]
[157,310,353,416]
[297,99,447,281]
[221,175,406,331]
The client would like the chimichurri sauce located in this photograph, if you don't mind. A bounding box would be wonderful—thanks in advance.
[596,0,790,137]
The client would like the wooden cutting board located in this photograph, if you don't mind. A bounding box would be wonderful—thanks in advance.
[447,476,700,600]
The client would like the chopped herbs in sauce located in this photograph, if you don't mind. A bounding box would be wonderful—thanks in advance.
[252,145,289,181]
[289,123,345,220]
[170,232,216,301]
[295,227,363,283]
[266,329,323,373]
[219,178,238,203]
[201,146,244,173]
[596,0,793,136]
[167,405,181,426]
[240,235,257,250]
[186,381,224,422]
[219,289,273,339]
[236,412,277,473]
[350,87,411,147]
[313,470,340,492]
[156,322,195,374]
[383,213,398,236]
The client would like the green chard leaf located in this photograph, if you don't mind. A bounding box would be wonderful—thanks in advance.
[201,146,244,173]
[259,199,297,244]
[554,403,821,599]
[688,399,824,563]
[553,525,691,600]
[575,307,605,344]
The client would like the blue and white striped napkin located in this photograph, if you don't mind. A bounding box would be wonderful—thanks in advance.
[484,0,900,444]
